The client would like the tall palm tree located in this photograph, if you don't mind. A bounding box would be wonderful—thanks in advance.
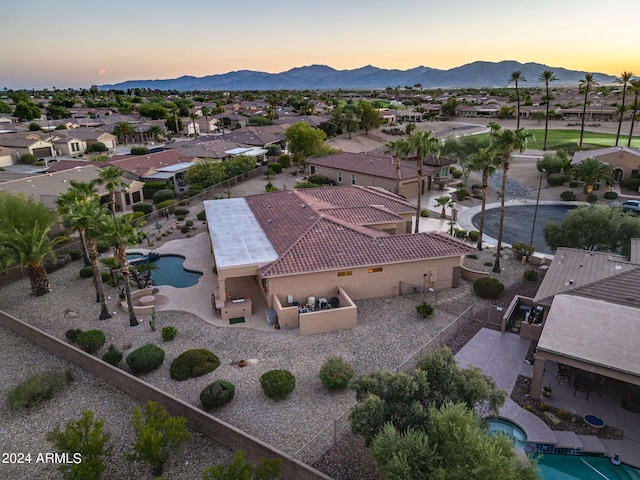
[56,180,99,266]
[627,79,640,147]
[200,106,211,133]
[467,147,502,250]
[489,128,533,272]
[508,71,527,129]
[99,214,142,326]
[538,70,558,151]
[572,157,611,194]
[615,71,634,146]
[407,131,442,233]
[97,165,127,214]
[384,138,411,195]
[579,73,598,147]
[113,121,135,145]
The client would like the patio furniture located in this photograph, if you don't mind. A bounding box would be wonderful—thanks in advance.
[556,364,574,386]
[574,373,594,400]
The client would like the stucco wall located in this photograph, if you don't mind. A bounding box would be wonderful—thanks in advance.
[298,287,357,335]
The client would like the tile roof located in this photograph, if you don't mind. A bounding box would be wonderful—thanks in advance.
[219,129,284,146]
[571,146,640,164]
[308,152,433,180]
[566,267,640,309]
[107,150,196,177]
[168,138,254,159]
[299,185,416,215]
[46,159,107,173]
[318,206,404,225]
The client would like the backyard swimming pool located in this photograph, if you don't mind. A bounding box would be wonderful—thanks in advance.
[486,418,529,450]
[536,455,640,480]
[126,253,202,288]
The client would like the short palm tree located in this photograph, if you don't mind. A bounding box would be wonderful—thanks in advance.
[490,128,533,272]
[572,157,611,194]
[384,138,411,195]
[407,131,441,232]
[148,125,164,142]
[538,70,558,151]
[434,195,454,219]
[579,73,598,147]
[113,121,135,145]
[615,71,634,146]
[487,121,501,133]
[200,106,211,133]
[467,147,502,250]
[508,71,527,129]
[97,165,127,214]
[627,79,640,147]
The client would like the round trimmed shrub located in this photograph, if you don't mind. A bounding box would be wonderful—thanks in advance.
[621,176,640,192]
[547,175,568,187]
[267,162,282,174]
[278,154,291,168]
[319,356,354,391]
[603,191,618,200]
[307,174,327,185]
[79,266,93,278]
[130,146,150,155]
[102,344,123,366]
[468,231,479,242]
[560,190,575,201]
[473,277,505,299]
[586,193,598,204]
[169,349,220,381]
[174,207,189,217]
[132,202,153,215]
[524,269,538,282]
[260,369,295,400]
[65,328,83,343]
[152,189,174,205]
[126,343,165,374]
[454,229,467,239]
[75,329,106,354]
[155,199,175,211]
[420,209,429,217]
[88,142,108,153]
[200,380,236,409]
[69,249,83,260]
[196,210,206,221]
[569,180,579,188]
[161,326,178,341]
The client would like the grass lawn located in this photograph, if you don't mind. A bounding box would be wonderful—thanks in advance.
[475,129,640,150]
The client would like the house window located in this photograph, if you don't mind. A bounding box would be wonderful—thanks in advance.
[125,193,131,205]
[351,173,356,185]
[132,191,141,203]
[368,267,383,273]
[338,171,342,182]
[440,167,448,178]
[310,166,316,174]
[632,169,639,177]
[337,270,352,277]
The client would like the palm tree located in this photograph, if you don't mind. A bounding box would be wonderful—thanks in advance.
[490,128,533,272]
[508,71,527,129]
[148,125,164,142]
[0,194,68,296]
[538,70,558,151]
[487,121,501,133]
[200,106,211,133]
[97,165,127,214]
[384,138,411,195]
[99,214,142,326]
[615,71,634,146]
[407,131,442,232]
[572,157,611,194]
[113,121,135,145]
[579,73,598,147]
[434,195,454,218]
[627,79,640,147]
[467,147,502,250]
[56,180,99,266]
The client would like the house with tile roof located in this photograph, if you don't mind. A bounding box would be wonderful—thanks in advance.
[204,186,474,335]
[571,146,640,183]
[0,134,54,159]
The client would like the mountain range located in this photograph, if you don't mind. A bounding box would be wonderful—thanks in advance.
[99,60,619,91]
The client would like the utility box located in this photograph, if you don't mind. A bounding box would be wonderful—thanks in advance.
[265,309,278,326]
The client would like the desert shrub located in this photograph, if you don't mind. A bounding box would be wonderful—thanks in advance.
[130,146,150,155]
[69,249,83,260]
[454,229,467,239]
[455,188,468,200]
[512,242,534,259]
[416,301,435,318]
[75,329,106,354]
[466,253,478,259]
[603,191,618,200]
[260,369,295,400]
[200,380,236,409]
[65,328,83,343]
[174,207,189,217]
[176,214,185,221]
[180,225,189,233]
[586,193,598,204]
[161,326,178,341]
[265,181,279,192]
[569,180,579,188]
[547,175,568,187]
[523,405,533,411]
[468,230,479,242]
[88,142,108,152]
[319,356,354,391]
[536,402,549,411]
[7,372,66,409]
[621,176,640,192]
[126,344,165,374]
[556,409,570,420]
[155,199,175,211]
[79,266,94,278]
[96,241,111,254]
[473,277,505,299]
[152,189,174,204]
[100,272,110,283]
[307,174,327,185]
[20,153,38,164]
[102,344,123,366]
[472,194,483,200]
[278,154,291,168]
[560,190,575,201]
[267,162,282,174]
[196,210,206,221]
[132,202,153,215]
[483,261,493,267]
[524,269,538,281]
[420,209,429,217]
[185,220,193,227]
[169,349,220,381]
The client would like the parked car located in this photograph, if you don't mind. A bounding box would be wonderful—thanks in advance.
[621,200,640,214]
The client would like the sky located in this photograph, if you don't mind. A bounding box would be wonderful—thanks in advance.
[2,0,638,90]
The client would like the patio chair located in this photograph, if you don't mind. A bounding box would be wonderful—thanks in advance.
[574,374,592,400]
[556,364,574,386]
[593,376,608,397]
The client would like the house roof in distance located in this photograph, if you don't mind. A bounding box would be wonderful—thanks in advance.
[308,151,437,180]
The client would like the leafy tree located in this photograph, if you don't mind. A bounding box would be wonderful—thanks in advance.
[14,100,41,121]
[148,124,165,142]
[46,409,112,480]
[439,134,490,186]
[357,100,382,135]
[579,73,598,147]
[572,157,611,193]
[406,131,441,232]
[97,165,127,214]
[538,70,558,151]
[627,79,640,147]
[615,71,634,146]
[165,114,183,134]
[202,450,282,480]
[531,110,546,125]
[497,105,515,119]
[0,101,12,113]
[127,401,191,476]
[0,193,67,295]
[434,195,454,218]
[536,153,564,175]
[285,122,326,162]
[113,122,135,145]
[544,204,640,256]
[508,71,527,129]
[46,104,71,120]
[467,147,502,250]
[441,96,459,117]
[184,159,227,191]
[28,121,41,131]
[137,102,168,120]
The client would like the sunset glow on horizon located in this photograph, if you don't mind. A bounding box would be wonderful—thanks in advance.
[2,0,638,90]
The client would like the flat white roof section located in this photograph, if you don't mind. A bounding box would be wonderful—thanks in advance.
[538,295,640,377]
[204,198,279,269]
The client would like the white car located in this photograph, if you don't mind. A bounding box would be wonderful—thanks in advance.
[621,200,640,214]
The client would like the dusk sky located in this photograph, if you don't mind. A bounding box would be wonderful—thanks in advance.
[2,0,638,89]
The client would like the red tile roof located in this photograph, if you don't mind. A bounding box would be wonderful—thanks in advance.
[319,206,403,225]
[106,150,196,177]
[299,185,415,215]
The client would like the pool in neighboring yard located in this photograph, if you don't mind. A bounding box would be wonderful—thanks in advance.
[126,253,202,288]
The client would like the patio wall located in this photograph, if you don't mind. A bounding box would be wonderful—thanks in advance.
[299,287,357,336]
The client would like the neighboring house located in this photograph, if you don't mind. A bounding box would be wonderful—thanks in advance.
[220,127,286,150]
[57,128,118,150]
[51,134,87,156]
[571,146,640,183]
[167,138,266,162]
[0,134,54,159]
[204,186,474,335]
[0,145,18,167]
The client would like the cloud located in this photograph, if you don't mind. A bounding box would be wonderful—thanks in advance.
[97,69,106,75]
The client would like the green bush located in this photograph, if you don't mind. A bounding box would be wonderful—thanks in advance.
[142,181,168,199]
[131,146,150,155]
[569,180,579,188]
[524,269,538,282]
[100,271,110,283]
[174,207,189,216]
[420,209,429,217]
[278,154,292,168]
[155,199,175,211]
[473,277,505,299]
[88,142,108,152]
[547,175,568,187]
[200,380,236,409]
[152,189,174,204]
[511,242,534,259]
[455,188,468,200]
[79,266,93,278]
[466,253,478,259]
[102,344,123,366]
[169,349,220,381]
[556,409,570,420]
[416,301,435,318]
[267,162,282,174]
[7,372,66,409]
[560,190,575,201]
[126,344,165,374]
[621,176,640,192]
[260,369,296,400]
[176,215,185,222]
[185,220,193,227]
[132,202,154,215]
[451,170,463,179]
[161,326,178,341]
[319,356,354,391]
[20,153,38,164]
[483,261,493,267]
[468,231,479,242]
[180,225,189,233]
[196,210,206,221]
[586,193,598,204]
[603,191,618,200]
[454,229,467,239]
[75,330,106,354]
[69,249,83,260]
[65,328,83,343]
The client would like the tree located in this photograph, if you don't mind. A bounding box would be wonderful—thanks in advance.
[0,100,12,114]
[46,105,71,120]
[200,106,211,133]
[440,134,490,186]
[370,403,539,480]
[572,157,611,194]
[627,79,640,147]
[56,180,99,266]
[467,147,502,250]
[441,96,459,117]
[538,70,558,151]
[385,138,411,195]
[46,409,112,480]
[615,71,634,146]
[137,102,168,120]
[544,204,640,256]
[127,401,191,476]
[508,71,527,129]
[285,122,326,162]
[579,73,598,147]
[434,195,454,218]
[531,110,546,125]
[184,159,227,191]
[0,193,67,295]
[113,122,135,145]
[14,100,41,121]
[357,100,382,135]
[490,128,533,272]
[148,124,165,142]
[97,165,127,214]
[406,131,441,232]
[486,121,501,133]
[165,114,183,135]
[202,450,282,480]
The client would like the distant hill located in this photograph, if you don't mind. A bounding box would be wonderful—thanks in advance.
[99,60,618,91]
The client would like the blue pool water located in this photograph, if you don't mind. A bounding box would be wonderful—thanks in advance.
[126,253,202,288]
[486,418,529,450]
[536,455,640,480]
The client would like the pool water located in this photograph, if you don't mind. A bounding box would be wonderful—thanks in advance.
[537,455,640,480]
[126,253,202,288]
[486,418,528,450]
